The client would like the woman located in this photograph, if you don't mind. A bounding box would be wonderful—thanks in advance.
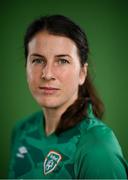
[8,15,128,179]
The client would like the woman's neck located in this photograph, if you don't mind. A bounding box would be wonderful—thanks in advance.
[43,107,64,136]
[42,94,78,136]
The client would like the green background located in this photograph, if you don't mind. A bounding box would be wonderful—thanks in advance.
[0,0,128,178]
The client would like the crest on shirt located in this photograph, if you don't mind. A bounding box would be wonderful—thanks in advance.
[44,150,62,175]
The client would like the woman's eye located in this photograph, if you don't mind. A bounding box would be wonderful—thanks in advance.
[58,59,69,64]
[32,58,44,64]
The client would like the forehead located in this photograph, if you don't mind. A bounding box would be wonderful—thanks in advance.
[28,31,78,56]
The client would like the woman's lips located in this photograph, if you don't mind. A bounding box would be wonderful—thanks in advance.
[39,86,60,95]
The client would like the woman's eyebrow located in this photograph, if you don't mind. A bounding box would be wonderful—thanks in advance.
[30,53,44,58]
[30,53,72,59]
[55,54,72,58]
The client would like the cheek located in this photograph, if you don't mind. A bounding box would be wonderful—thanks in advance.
[26,67,40,86]
[59,68,80,87]
[26,68,34,86]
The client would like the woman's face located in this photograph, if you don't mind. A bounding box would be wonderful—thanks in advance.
[26,31,87,112]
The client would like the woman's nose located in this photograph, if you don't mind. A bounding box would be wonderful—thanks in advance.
[41,63,55,80]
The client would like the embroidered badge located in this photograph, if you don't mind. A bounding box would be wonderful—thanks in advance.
[44,150,62,175]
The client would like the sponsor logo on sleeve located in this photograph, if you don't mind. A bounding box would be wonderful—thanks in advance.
[16,146,28,158]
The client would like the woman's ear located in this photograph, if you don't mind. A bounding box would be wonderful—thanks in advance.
[79,63,88,85]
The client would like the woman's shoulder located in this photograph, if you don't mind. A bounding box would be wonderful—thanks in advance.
[12,111,43,136]
[74,118,128,178]
[78,117,122,155]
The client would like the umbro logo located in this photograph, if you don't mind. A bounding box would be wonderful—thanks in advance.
[44,150,62,175]
[16,146,28,158]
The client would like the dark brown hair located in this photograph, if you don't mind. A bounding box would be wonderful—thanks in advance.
[24,14,104,134]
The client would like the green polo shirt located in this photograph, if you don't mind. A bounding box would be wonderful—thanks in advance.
[8,104,128,179]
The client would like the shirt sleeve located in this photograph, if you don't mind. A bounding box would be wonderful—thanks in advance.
[74,126,128,179]
[8,120,22,178]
